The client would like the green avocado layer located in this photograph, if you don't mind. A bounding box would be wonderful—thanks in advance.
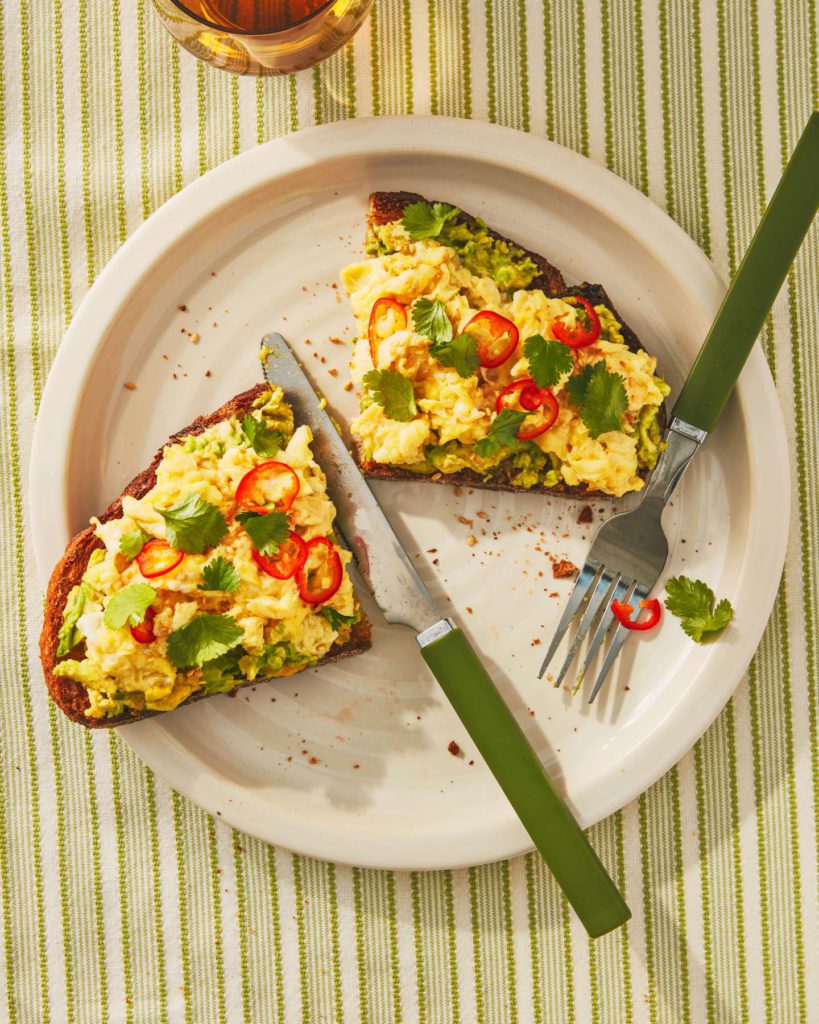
[368,216,539,290]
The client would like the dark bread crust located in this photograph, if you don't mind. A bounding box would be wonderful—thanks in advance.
[360,193,667,499]
[40,384,372,729]
[368,191,567,296]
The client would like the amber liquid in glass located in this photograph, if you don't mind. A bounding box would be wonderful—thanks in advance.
[187,0,329,33]
[153,0,372,75]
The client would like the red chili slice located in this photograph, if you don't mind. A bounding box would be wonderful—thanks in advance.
[136,538,184,579]
[368,297,408,366]
[495,378,560,439]
[235,461,300,515]
[296,536,343,606]
[611,598,662,632]
[252,532,308,581]
[552,296,601,349]
[130,606,156,644]
[465,310,520,368]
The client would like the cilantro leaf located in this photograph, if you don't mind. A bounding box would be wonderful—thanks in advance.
[524,334,574,389]
[166,613,244,669]
[321,607,357,631]
[412,297,453,345]
[429,333,480,378]
[241,415,283,458]
[664,576,734,643]
[565,364,593,408]
[565,361,628,437]
[236,510,291,556]
[159,494,229,554]
[119,528,148,561]
[473,410,527,458]
[402,201,460,240]
[103,583,156,630]
[199,556,241,593]
[362,369,417,422]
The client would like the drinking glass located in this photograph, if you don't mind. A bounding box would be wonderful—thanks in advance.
[151,0,373,75]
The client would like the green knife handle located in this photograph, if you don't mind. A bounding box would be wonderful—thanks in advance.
[420,626,630,938]
[672,111,819,433]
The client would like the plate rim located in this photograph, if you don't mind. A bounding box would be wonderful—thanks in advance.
[29,116,790,869]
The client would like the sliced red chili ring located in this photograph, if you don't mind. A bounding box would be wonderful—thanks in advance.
[252,532,308,581]
[551,296,601,349]
[611,598,662,632]
[235,461,300,515]
[296,536,343,606]
[495,378,560,439]
[368,297,408,366]
[130,606,156,644]
[465,310,520,368]
[136,538,185,579]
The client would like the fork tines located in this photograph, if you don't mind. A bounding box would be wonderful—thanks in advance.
[538,562,642,703]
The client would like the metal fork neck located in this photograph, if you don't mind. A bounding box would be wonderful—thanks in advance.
[640,417,708,508]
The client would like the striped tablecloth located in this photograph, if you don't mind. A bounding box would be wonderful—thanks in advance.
[2,2,816,1021]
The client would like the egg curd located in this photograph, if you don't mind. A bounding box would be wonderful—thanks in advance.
[341,219,669,498]
[53,388,361,720]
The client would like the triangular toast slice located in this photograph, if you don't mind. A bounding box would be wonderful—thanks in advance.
[40,384,371,728]
[340,191,669,500]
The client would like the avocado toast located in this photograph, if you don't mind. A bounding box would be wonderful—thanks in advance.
[341,191,669,499]
[41,384,371,728]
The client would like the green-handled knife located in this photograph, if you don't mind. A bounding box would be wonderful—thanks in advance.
[261,333,630,938]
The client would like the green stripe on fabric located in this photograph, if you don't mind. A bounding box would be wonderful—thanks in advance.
[484,0,530,130]
[428,0,471,118]
[293,857,345,1023]
[233,834,252,1024]
[18,0,42,404]
[524,851,576,1024]
[0,11,51,1019]
[469,862,518,1024]
[172,793,194,1024]
[109,736,133,1022]
[369,0,414,115]
[588,815,632,1023]
[542,0,589,154]
[207,819,228,1023]
[353,869,404,1024]
[410,871,460,1024]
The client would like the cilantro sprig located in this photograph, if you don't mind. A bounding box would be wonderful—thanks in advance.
[236,510,291,556]
[103,583,156,631]
[412,298,453,345]
[159,494,229,554]
[664,577,733,643]
[524,334,573,390]
[565,361,628,438]
[402,201,459,241]
[430,333,480,379]
[241,415,283,458]
[199,556,241,593]
[119,528,148,561]
[362,369,417,422]
[166,613,244,669]
[473,410,528,458]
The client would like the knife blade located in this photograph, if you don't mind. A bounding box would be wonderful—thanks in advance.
[262,332,630,937]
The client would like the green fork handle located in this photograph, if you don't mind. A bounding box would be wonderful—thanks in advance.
[673,111,819,433]
[420,626,630,938]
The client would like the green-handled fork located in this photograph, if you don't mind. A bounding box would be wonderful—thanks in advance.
[539,111,819,702]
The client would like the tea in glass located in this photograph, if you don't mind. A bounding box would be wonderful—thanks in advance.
[152,0,373,75]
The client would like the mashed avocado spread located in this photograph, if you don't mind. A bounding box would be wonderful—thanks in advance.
[54,388,362,720]
[368,217,539,291]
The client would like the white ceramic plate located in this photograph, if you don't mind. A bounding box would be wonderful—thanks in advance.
[30,117,788,870]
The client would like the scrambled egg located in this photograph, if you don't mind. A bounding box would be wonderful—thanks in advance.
[341,228,667,497]
[54,389,358,719]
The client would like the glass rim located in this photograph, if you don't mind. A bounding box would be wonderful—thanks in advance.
[167,0,337,36]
